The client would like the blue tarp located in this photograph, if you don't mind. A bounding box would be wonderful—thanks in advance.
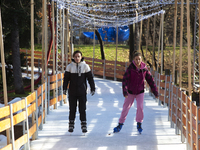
[83,26,129,42]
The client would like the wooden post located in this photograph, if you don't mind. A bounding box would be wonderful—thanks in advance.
[52,1,56,105]
[172,0,178,83]
[31,0,36,140]
[186,0,192,96]
[92,27,95,74]
[114,24,118,81]
[70,15,73,58]
[157,15,162,73]
[139,14,143,52]
[152,15,156,70]
[52,1,55,76]
[44,0,48,84]
[145,18,150,64]
[0,7,10,145]
[179,0,184,88]
[66,8,71,61]
[161,13,164,75]
[199,0,200,102]
[65,9,68,67]
[31,0,34,92]
[42,0,45,84]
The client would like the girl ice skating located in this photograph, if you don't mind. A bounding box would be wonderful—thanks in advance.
[113,51,158,134]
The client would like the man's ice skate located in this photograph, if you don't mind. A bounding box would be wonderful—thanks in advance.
[137,122,143,134]
[81,121,87,134]
[113,123,124,133]
[68,120,75,133]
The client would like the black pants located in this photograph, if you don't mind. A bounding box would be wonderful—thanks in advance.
[68,95,87,121]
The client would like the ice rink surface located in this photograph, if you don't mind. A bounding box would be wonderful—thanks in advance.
[30,78,186,150]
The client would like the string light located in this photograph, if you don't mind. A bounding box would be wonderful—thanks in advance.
[53,0,171,28]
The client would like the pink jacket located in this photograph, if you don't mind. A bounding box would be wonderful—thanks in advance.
[122,61,158,97]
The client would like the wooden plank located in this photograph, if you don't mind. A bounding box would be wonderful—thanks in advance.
[0,105,10,119]
[105,73,114,78]
[160,74,165,80]
[192,116,196,130]
[105,69,114,73]
[1,144,12,150]
[58,80,62,87]
[38,115,42,126]
[173,86,177,94]
[26,91,36,105]
[192,102,197,116]
[37,86,42,96]
[27,102,36,116]
[38,96,42,106]
[84,57,93,61]
[105,60,115,64]
[58,95,62,102]
[160,82,165,88]
[29,123,36,138]
[182,114,186,126]
[198,108,200,122]
[12,99,25,113]
[182,92,187,103]
[50,97,57,106]
[14,134,28,150]
[93,67,103,71]
[50,74,57,82]
[57,73,62,80]
[165,97,169,104]
[105,64,115,69]
[177,109,181,119]
[94,58,104,63]
[159,88,165,95]
[116,74,123,79]
[13,111,26,125]
[50,82,56,90]
[93,71,103,76]
[94,63,104,68]
[42,83,45,91]
[159,95,164,102]
[0,118,11,132]
[116,61,126,66]
[187,97,192,108]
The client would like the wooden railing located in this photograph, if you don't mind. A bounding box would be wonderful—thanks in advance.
[151,70,200,150]
[0,73,66,150]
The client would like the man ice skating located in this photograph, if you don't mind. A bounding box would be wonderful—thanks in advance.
[63,50,95,133]
[113,51,158,134]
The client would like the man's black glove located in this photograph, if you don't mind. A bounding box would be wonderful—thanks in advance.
[91,91,95,96]
[63,90,67,95]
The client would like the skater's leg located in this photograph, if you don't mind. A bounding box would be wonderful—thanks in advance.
[68,95,78,121]
[78,95,87,133]
[135,93,144,123]
[119,93,135,123]
[78,95,87,122]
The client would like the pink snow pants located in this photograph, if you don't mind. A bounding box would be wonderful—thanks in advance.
[119,93,144,123]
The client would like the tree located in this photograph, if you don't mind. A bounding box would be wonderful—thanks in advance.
[0,0,42,94]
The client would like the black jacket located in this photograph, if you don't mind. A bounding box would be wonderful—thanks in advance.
[63,58,95,96]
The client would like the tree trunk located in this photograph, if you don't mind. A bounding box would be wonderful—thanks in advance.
[95,30,105,60]
[129,24,135,61]
[11,15,25,94]
[129,22,139,62]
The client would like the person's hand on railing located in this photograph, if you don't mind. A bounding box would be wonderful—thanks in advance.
[91,91,95,96]
[63,90,67,95]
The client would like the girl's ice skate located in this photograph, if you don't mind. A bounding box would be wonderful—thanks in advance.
[113,123,124,133]
[137,122,143,134]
